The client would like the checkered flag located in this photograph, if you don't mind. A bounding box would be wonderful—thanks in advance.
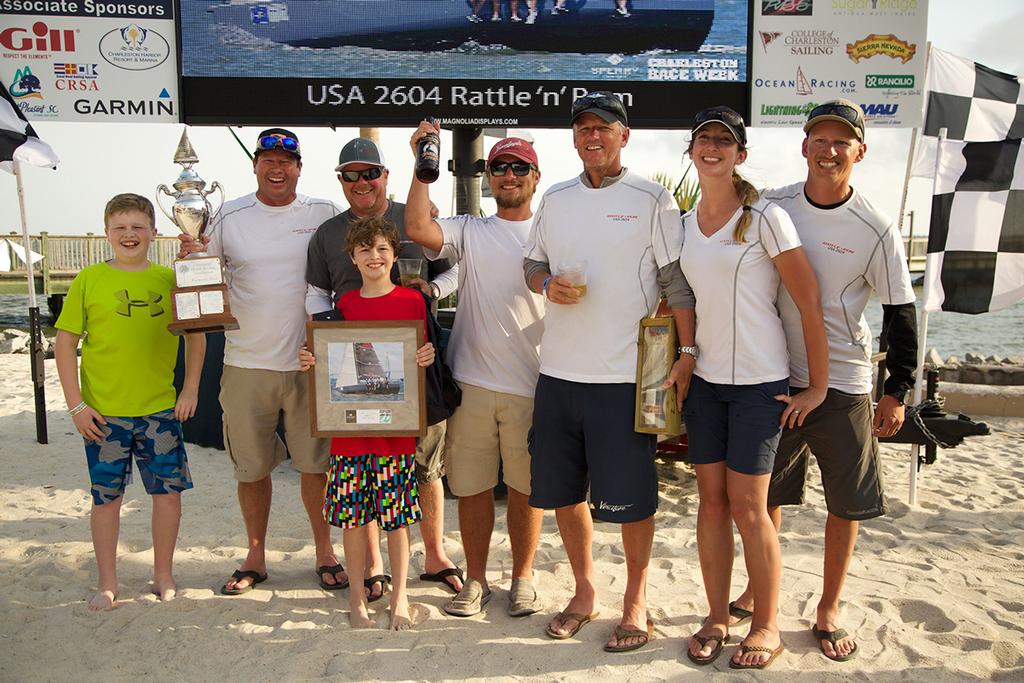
[909,48,1024,313]
[0,82,58,174]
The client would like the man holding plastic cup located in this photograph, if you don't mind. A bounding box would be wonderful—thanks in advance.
[305,136,464,599]
[523,92,684,652]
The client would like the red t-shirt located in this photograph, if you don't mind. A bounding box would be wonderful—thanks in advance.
[330,286,428,457]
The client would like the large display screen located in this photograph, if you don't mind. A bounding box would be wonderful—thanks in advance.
[178,0,750,128]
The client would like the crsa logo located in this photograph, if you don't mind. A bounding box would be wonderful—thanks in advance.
[762,0,813,16]
[0,22,76,53]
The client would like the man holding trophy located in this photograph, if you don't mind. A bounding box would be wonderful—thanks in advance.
[178,128,345,595]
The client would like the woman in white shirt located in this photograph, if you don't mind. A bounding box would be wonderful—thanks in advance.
[667,106,828,670]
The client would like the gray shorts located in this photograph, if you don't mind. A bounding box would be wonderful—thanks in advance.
[767,388,886,520]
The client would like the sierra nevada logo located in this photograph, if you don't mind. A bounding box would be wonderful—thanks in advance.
[846,34,916,64]
[7,66,42,100]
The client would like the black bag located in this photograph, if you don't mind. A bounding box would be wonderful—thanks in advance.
[423,296,462,425]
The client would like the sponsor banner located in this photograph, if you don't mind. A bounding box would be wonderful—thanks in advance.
[0,2,177,122]
[182,78,748,129]
[751,0,927,128]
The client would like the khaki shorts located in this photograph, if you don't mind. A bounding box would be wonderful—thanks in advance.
[416,422,446,485]
[767,389,886,520]
[444,382,533,498]
[220,365,330,482]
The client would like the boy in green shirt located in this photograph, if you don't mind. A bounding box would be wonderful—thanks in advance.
[55,193,206,611]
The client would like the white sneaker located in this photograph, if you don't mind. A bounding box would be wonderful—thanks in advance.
[466,13,481,22]
[510,14,522,21]
[491,14,501,21]
[615,6,630,16]
[526,11,537,23]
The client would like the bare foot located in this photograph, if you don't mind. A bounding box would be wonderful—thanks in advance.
[688,622,728,660]
[390,594,413,631]
[349,596,374,629]
[546,591,596,637]
[88,589,117,612]
[150,577,177,602]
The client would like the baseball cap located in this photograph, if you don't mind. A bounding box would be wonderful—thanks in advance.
[486,137,539,168]
[254,128,301,159]
[571,91,628,127]
[335,138,387,172]
[803,98,865,141]
[692,106,747,148]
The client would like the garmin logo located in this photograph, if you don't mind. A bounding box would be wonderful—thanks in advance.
[74,97,174,116]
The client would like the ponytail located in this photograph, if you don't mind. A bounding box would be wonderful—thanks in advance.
[731,170,759,243]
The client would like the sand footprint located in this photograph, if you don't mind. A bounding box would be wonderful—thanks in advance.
[894,598,956,633]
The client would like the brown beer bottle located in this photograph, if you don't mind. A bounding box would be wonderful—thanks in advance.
[416,116,441,183]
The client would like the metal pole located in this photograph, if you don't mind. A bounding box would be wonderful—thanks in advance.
[908,126,947,506]
[14,159,48,444]
[451,126,483,216]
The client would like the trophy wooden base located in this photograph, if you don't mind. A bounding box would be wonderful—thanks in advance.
[168,283,240,336]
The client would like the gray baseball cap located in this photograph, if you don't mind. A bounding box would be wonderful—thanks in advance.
[804,98,865,141]
[335,138,387,172]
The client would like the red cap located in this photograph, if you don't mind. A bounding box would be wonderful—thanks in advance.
[487,137,539,168]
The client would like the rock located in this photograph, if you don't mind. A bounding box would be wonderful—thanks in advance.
[985,355,999,364]
[945,356,960,366]
[965,353,984,364]
[0,329,29,354]
[1001,356,1024,366]
[925,348,944,367]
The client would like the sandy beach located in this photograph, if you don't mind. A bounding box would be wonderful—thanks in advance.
[1,353,1022,682]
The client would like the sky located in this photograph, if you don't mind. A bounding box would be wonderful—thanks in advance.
[2,0,1023,239]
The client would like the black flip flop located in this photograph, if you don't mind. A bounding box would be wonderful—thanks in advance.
[316,563,349,590]
[729,601,753,625]
[364,574,392,603]
[220,569,268,596]
[812,625,858,662]
[419,567,464,593]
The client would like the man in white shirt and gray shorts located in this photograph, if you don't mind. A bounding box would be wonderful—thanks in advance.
[405,126,546,618]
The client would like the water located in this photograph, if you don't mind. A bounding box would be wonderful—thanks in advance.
[3,290,1021,359]
[179,0,748,82]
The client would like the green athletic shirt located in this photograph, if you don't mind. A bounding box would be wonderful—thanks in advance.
[56,262,179,416]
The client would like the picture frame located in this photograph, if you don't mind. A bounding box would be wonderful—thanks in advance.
[307,321,426,437]
[634,315,684,436]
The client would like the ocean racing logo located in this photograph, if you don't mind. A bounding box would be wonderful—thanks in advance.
[7,66,42,100]
[846,34,917,63]
[98,24,170,71]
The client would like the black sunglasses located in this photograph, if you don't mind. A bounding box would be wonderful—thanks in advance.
[692,106,747,146]
[257,134,300,153]
[571,92,624,118]
[807,102,862,126]
[489,161,536,177]
[339,167,384,183]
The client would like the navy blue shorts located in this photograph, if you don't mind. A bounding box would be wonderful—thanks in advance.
[682,375,788,475]
[528,374,657,523]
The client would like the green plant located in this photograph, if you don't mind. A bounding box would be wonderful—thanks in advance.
[652,162,701,212]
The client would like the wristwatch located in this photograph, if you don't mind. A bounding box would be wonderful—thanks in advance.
[678,345,699,359]
[887,389,909,406]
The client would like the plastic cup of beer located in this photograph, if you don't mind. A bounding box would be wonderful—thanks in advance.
[398,258,424,287]
[559,260,588,297]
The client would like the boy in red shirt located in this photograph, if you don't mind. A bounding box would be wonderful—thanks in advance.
[300,216,435,630]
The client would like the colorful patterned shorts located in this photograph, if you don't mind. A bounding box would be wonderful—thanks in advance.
[324,453,421,531]
[84,409,193,505]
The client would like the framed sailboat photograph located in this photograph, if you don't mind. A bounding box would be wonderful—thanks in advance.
[306,321,426,437]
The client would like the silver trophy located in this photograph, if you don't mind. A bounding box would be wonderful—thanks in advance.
[156,129,238,334]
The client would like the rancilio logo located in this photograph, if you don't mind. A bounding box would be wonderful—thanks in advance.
[866,74,915,88]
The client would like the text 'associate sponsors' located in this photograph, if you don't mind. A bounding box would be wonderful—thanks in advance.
[0,0,171,18]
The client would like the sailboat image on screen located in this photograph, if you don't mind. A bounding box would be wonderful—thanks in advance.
[328,341,405,402]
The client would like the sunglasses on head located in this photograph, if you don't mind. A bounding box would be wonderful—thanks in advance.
[488,161,536,177]
[694,107,744,129]
[571,92,622,118]
[339,167,384,183]
[257,133,300,153]
[808,102,862,126]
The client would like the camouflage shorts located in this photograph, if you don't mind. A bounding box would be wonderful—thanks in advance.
[84,409,193,505]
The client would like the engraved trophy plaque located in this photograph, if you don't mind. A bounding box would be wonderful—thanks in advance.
[157,130,239,335]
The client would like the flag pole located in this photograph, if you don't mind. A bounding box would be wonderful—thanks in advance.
[896,42,930,236]
[908,126,946,505]
[14,159,48,444]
